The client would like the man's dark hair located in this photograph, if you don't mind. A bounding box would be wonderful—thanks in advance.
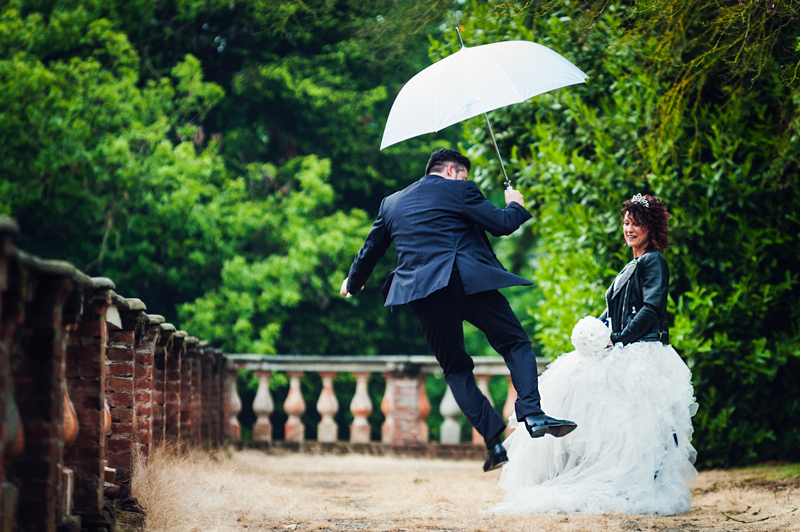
[425,149,471,175]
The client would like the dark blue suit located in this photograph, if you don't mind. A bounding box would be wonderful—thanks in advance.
[347,175,544,442]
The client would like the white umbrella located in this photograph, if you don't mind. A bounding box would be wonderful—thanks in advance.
[381,30,588,187]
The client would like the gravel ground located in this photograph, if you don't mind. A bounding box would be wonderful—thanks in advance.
[133,448,799,532]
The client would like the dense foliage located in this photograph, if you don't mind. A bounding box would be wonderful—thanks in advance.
[0,0,447,356]
[451,0,800,467]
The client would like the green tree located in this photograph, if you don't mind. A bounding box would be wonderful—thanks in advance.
[448,0,800,466]
[1,0,450,356]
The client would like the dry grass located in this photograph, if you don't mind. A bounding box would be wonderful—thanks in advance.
[132,447,800,532]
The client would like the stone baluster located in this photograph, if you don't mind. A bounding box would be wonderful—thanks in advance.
[227,367,242,440]
[134,315,162,457]
[439,385,462,444]
[165,331,186,444]
[380,373,394,444]
[180,337,198,444]
[472,374,494,444]
[316,372,339,442]
[349,372,372,444]
[503,375,517,436]
[284,371,306,442]
[64,276,115,530]
[252,371,274,442]
[417,375,431,443]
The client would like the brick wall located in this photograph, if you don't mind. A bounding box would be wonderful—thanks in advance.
[0,218,234,532]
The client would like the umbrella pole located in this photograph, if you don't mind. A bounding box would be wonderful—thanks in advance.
[456,28,512,189]
[483,113,512,189]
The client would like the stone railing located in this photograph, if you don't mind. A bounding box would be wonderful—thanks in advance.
[0,218,234,532]
[229,354,548,447]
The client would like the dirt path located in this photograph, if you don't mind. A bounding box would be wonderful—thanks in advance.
[132,448,799,532]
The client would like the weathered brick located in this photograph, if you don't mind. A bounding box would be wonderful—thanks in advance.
[107,394,134,407]
[107,377,134,392]
[135,351,154,364]
[105,438,132,453]
[106,453,132,471]
[135,432,152,445]
[74,321,106,337]
[107,363,134,376]
[134,392,152,403]
[68,379,102,396]
[110,423,133,435]
[134,371,153,384]
[108,329,135,343]
[107,347,134,362]
[110,409,134,423]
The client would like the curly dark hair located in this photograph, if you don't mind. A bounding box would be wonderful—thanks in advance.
[621,194,671,252]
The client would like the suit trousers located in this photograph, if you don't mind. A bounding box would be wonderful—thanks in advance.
[410,268,544,444]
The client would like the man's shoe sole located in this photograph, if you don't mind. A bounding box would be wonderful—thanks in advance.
[527,423,578,439]
[483,457,509,472]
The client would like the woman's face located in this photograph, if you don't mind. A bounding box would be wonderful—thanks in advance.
[623,211,649,251]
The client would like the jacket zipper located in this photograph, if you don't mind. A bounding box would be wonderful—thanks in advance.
[622,275,631,328]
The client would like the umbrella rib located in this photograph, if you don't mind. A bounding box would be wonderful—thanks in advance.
[477,48,526,103]
[431,53,449,130]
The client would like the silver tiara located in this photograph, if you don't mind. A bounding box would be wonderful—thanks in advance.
[631,194,649,208]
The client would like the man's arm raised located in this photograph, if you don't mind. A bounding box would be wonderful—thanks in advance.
[462,181,532,237]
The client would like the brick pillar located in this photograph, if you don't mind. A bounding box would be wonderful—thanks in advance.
[64,276,115,530]
[200,348,213,446]
[210,351,224,447]
[387,371,421,444]
[152,323,175,446]
[180,338,198,444]
[105,296,147,490]
[190,344,204,444]
[9,256,79,532]
[134,315,162,458]
[0,218,19,530]
[218,353,229,445]
[164,331,186,445]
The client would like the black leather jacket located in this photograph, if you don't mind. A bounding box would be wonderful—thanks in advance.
[599,249,669,345]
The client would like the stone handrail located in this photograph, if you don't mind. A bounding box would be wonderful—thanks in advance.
[229,354,549,446]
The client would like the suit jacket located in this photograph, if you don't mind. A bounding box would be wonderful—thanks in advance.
[346,175,533,307]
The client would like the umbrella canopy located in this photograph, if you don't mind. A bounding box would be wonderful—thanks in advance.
[380,40,588,151]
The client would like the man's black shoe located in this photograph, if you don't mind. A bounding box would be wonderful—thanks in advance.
[522,414,577,439]
[483,442,509,472]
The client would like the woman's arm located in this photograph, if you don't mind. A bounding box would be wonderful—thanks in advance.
[610,253,669,345]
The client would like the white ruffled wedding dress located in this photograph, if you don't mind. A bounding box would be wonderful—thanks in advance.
[492,340,698,515]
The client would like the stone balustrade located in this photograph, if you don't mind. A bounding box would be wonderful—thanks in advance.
[228,354,548,446]
[0,218,234,532]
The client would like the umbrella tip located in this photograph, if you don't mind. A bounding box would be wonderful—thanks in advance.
[455,26,466,48]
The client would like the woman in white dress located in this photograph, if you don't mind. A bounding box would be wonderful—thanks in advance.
[493,193,698,515]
